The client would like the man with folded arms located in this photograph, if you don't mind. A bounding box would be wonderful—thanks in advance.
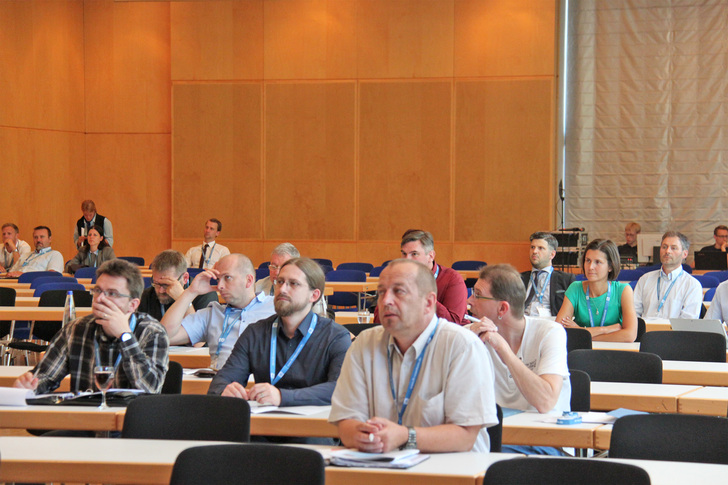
[185,218,230,270]
[521,232,574,317]
[634,231,702,319]
[0,223,31,273]
[14,259,169,394]
[468,264,570,455]
[138,250,218,321]
[6,226,63,276]
[330,259,497,453]
[161,254,274,369]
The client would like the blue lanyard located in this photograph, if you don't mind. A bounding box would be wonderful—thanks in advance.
[531,270,553,304]
[387,320,439,425]
[94,314,138,371]
[433,264,440,279]
[270,314,318,385]
[585,283,611,327]
[21,247,50,267]
[215,305,243,357]
[87,250,99,268]
[656,270,682,312]
[202,242,216,266]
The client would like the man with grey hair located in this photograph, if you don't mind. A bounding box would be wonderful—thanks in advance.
[161,253,274,369]
[14,259,169,394]
[256,243,327,317]
[331,259,497,453]
[520,231,574,317]
[138,250,219,321]
[634,231,702,319]
[1,223,31,273]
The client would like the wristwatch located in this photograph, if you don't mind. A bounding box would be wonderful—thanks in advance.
[402,426,417,450]
[120,332,133,343]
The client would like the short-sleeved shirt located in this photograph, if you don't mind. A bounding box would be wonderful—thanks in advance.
[565,280,629,327]
[329,316,498,452]
[18,248,64,273]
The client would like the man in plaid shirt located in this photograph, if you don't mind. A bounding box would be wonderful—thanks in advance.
[14,259,169,394]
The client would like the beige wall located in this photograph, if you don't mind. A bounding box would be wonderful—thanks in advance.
[1,0,557,271]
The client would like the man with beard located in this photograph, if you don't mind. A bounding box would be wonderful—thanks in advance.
[208,257,351,419]
[160,254,274,369]
[7,226,64,276]
[520,232,574,317]
[138,250,218,321]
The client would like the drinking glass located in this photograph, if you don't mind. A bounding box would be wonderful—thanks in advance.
[94,365,114,410]
[357,309,371,324]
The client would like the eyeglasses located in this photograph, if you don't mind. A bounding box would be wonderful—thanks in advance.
[151,274,184,290]
[275,278,309,290]
[471,291,499,301]
[91,287,132,300]
[268,265,281,271]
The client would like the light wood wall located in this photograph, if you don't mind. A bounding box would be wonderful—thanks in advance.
[1,0,557,272]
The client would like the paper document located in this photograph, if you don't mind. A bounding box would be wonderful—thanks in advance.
[0,387,34,406]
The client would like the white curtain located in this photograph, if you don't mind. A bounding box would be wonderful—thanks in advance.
[565,0,728,254]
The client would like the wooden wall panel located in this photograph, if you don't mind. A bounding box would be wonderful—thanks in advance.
[172,83,263,240]
[0,127,85,262]
[358,81,452,241]
[454,79,555,242]
[0,1,84,132]
[84,0,171,133]
[355,0,454,79]
[263,0,357,80]
[454,0,557,77]
[86,134,171,264]
[265,82,356,239]
[170,0,263,81]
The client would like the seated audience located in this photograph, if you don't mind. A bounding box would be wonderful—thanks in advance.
[706,280,728,322]
[65,225,115,274]
[521,232,574,317]
[557,239,637,342]
[634,231,702,319]
[700,225,728,252]
[7,226,63,276]
[185,218,230,269]
[469,264,570,454]
[617,222,641,258]
[74,199,113,247]
[1,223,31,273]
[330,259,498,453]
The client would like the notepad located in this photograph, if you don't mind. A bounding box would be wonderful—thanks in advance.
[330,448,430,469]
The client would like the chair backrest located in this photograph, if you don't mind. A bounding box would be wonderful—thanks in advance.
[122,394,250,442]
[451,260,487,271]
[30,275,76,289]
[255,268,270,280]
[616,268,643,281]
[258,261,270,269]
[17,271,58,283]
[567,349,663,383]
[610,413,728,464]
[569,369,591,412]
[118,256,145,266]
[312,258,333,267]
[319,264,333,275]
[337,262,374,273]
[705,287,717,301]
[325,269,367,282]
[186,268,204,281]
[143,277,152,288]
[169,444,325,485]
[35,290,93,342]
[343,323,379,337]
[640,330,726,362]
[704,270,728,283]
[482,456,650,485]
[629,280,638,290]
[0,287,17,338]
[73,266,98,281]
[160,361,183,394]
[487,404,503,453]
[693,274,720,288]
[575,274,586,281]
[565,327,592,353]
[635,317,646,342]
[370,265,385,277]
[33,282,86,298]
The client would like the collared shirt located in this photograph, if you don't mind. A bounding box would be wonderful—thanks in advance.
[706,280,728,322]
[208,312,352,406]
[18,248,64,273]
[329,316,498,452]
[181,293,275,368]
[634,266,703,319]
[73,215,114,247]
[184,242,230,270]
[31,313,169,395]
[2,239,31,272]
[524,266,554,317]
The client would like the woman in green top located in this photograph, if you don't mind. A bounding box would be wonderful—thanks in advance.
[556,239,637,342]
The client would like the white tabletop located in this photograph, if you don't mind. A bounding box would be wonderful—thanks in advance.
[590,381,702,413]
[592,341,640,351]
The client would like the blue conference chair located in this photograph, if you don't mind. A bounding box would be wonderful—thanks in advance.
[74,266,99,282]
[451,260,487,271]
[33,282,86,298]
[705,287,717,302]
[693,274,720,289]
[575,274,586,281]
[255,268,269,281]
[30,276,76,290]
[370,265,385,277]
[325,269,367,310]
[118,256,145,266]
[17,271,58,284]
[312,258,333,267]
[186,268,205,281]
[143,277,152,288]
[704,271,728,283]
[258,261,270,269]
[337,262,374,273]
[616,269,643,281]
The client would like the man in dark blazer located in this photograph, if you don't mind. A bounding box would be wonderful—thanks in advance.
[520,232,575,317]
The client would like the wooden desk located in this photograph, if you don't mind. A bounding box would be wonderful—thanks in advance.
[677,386,728,416]
[0,404,120,431]
[0,306,93,320]
[502,411,601,449]
[334,311,374,325]
[169,346,211,369]
[662,360,728,386]
[326,282,377,293]
[249,407,338,438]
[14,296,40,306]
[457,270,481,279]
[591,341,640,352]
[590,382,701,413]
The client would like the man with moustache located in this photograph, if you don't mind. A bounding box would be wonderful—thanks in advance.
[7,226,64,276]
[161,254,274,369]
[209,257,351,413]
[0,223,31,273]
[520,232,574,317]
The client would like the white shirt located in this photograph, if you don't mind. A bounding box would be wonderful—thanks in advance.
[329,316,498,452]
[185,241,230,270]
[524,266,554,317]
[2,239,31,272]
[486,316,571,414]
[706,280,728,322]
[634,266,702,319]
[18,247,64,273]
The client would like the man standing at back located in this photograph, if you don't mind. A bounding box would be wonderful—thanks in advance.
[185,219,230,270]
[7,226,64,276]
[520,232,574,317]
[374,230,467,324]
[161,254,274,369]
[74,199,113,247]
[634,231,702,319]
[1,223,31,273]
[330,259,497,452]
